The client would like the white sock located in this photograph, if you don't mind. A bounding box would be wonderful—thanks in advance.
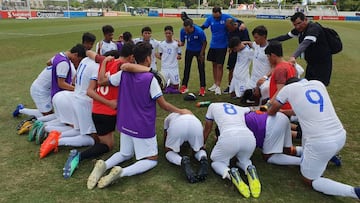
[165,151,182,166]
[121,159,157,177]
[296,146,303,157]
[19,108,43,118]
[58,135,94,147]
[37,114,56,122]
[312,177,358,198]
[194,149,207,161]
[105,152,132,170]
[267,153,301,165]
[211,161,230,180]
[60,129,80,137]
[45,125,72,133]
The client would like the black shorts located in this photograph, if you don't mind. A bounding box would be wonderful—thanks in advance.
[207,48,227,65]
[92,113,116,136]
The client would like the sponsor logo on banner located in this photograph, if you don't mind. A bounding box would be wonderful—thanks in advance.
[37,11,64,18]
[87,12,103,17]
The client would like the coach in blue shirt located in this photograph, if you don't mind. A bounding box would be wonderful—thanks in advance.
[201,6,237,95]
[179,19,207,96]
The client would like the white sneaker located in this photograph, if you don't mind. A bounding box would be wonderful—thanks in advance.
[97,166,123,189]
[87,160,106,189]
[215,86,222,95]
[208,84,217,92]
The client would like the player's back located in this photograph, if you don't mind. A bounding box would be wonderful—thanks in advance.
[206,103,250,133]
[74,57,99,100]
[33,66,52,90]
[281,80,344,138]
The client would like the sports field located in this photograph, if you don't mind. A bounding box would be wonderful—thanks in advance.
[0,16,359,203]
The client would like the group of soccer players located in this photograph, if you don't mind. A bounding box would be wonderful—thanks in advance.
[12,9,360,200]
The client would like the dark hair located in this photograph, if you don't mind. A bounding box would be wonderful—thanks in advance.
[122,31,132,42]
[70,44,86,58]
[252,25,268,37]
[181,11,190,21]
[291,12,306,22]
[141,26,152,34]
[82,32,96,43]
[229,36,241,49]
[103,50,121,59]
[183,19,193,27]
[285,77,300,85]
[164,25,173,32]
[102,25,114,35]
[264,40,283,57]
[212,6,221,14]
[120,42,135,57]
[134,42,152,64]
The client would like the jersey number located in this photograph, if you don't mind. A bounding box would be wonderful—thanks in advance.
[223,103,237,115]
[305,89,324,112]
[97,86,109,95]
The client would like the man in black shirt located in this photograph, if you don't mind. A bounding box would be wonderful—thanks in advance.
[270,12,332,86]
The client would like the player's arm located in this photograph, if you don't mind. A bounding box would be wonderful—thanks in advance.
[157,96,192,115]
[120,63,152,73]
[267,100,282,115]
[97,56,114,86]
[269,29,298,42]
[57,77,74,91]
[203,119,213,146]
[87,80,117,109]
[199,38,207,63]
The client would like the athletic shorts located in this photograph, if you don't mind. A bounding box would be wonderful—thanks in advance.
[300,132,345,180]
[165,115,203,152]
[73,96,96,135]
[210,129,255,172]
[162,68,180,85]
[30,83,52,113]
[92,113,116,136]
[120,133,158,160]
[263,112,292,154]
[207,48,227,65]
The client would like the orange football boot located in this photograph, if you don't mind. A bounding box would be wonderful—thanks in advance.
[39,130,60,159]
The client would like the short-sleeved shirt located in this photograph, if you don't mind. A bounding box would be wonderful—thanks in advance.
[133,38,160,70]
[159,40,181,70]
[92,59,124,116]
[290,22,331,64]
[276,79,345,140]
[248,42,271,89]
[270,61,296,110]
[201,14,235,49]
[96,40,118,55]
[205,102,250,134]
[180,26,207,52]
[74,57,99,101]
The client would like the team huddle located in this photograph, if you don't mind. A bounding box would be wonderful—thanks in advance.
[12,7,360,200]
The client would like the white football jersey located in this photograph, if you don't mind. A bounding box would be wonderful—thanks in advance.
[159,40,181,70]
[164,112,199,130]
[233,45,253,81]
[248,42,271,89]
[276,79,345,139]
[133,38,160,70]
[95,40,118,55]
[74,57,99,100]
[32,66,52,91]
[205,102,250,134]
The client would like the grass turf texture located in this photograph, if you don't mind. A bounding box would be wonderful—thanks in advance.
[0,16,359,203]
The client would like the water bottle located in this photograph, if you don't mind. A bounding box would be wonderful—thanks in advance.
[196,101,211,108]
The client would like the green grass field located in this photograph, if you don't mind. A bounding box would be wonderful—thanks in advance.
[0,16,359,203]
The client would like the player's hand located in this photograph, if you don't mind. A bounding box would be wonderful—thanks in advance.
[104,56,114,63]
[177,55,182,60]
[178,109,193,115]
[199,55,205,63]
[288,56,296,65]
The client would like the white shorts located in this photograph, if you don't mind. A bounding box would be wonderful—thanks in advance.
[119,133,158,160]
[30,83,52,113]
[165,115,203,152]
[263,112,292,154]
[73,96,96,135]
[162,68,180,85]
[210,130,255,168]
[52,91,77,126]
[301,132,346,180]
